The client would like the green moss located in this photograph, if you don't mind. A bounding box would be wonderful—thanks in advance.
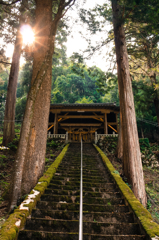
[0,211,29,240]
[94,144,159,238]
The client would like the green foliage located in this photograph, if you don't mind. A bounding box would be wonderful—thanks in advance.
[51,63,102,104]
[75,96,93,104]
[15,95,27,121]
[139,138,150,150]
[45,158,50,163]
[147,200,152,209]
[0,154,7,168]
[47,140,58,148]
[7,138,19,151]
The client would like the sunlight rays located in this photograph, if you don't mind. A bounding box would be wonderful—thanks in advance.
[20,24,34,45]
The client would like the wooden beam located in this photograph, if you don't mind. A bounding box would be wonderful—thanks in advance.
[58,117,69,122]
[50,121,117,125]
[48,124,54,131]
[60,123,102,127]
[51,108,111,112]
[107,122,118,125]
[58,115,104,119]
[108,124,117,133]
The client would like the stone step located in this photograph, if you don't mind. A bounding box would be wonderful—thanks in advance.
[54,172,109,179]
[44,188,121,198]
[50,179,113,187]
[31,209,134,223]
[50,176,111,183]
[56,168,101,174]
[18,230,146,240]
[48,183,118,192]
[55,171,111,179]
[24,218,140,235]
[41,194,124,205]
[36,201,129,212]
[18,143,145,240]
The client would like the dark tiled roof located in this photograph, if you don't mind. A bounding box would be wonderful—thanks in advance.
[50,103,120,111]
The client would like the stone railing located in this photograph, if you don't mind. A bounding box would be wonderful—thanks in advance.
[95,131,118,144]
[47,132,68,143]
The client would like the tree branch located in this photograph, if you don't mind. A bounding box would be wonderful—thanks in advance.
[0,0,21,5]
[62,0,75,18]
[0,61,11,65]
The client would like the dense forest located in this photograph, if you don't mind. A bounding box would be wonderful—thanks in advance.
[0,51,158,140]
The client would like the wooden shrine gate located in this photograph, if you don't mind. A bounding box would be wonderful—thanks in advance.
[48,103,120,142]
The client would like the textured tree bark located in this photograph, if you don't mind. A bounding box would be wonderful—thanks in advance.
[3,30,22,146]
[116,112,123,160]
[154,97,159,126]
[9,0,65,210]
[112,0,147,206]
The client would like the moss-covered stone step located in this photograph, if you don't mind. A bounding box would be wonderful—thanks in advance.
[18,230,146,240]
[40,194,124,205]
[83,180,114,187]
[44,188,121,198]
[31,209,134,223]
[58,160,97,165]
[53,173,109,181]
[83,191,121,199]
[48,183,118,192]
[22,218,140,235]
[55,171,111,179]
[50,176,111,183]
[36,201,129,212]
[48,179,112,187]
[53,173,109,180]
[56,168,101,174]
[16,143,146,240]
[56,169,103,175]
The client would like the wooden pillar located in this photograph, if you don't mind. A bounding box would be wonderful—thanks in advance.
[69,127,71,141]
[90,127,93,142]
[54,113,58,134]
[104,113,108,134]
[79,132,81,142]
[73,133,75,141]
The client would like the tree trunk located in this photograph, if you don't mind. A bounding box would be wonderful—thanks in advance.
[154,97,159,126]
[112,0,147,207]
[3,30,22,146]
[116,110,123,160]
[149,74,159,126]
[141,127,144,139]
[9,0,55,210]
[9,0,68,211]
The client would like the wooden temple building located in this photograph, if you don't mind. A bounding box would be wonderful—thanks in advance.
[48,103,120,142]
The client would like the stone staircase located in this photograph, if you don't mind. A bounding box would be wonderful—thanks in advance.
[18,143,146,239]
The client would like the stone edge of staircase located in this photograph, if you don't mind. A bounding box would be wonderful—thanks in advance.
[94,144,159,240]
[0,144,70,240]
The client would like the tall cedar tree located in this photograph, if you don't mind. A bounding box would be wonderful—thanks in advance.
[9,0,75,211]
[112,0,147,206]
[3,25,23,146]
[2,0,30,146]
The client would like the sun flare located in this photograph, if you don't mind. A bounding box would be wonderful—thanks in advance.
[20,25,34,45]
